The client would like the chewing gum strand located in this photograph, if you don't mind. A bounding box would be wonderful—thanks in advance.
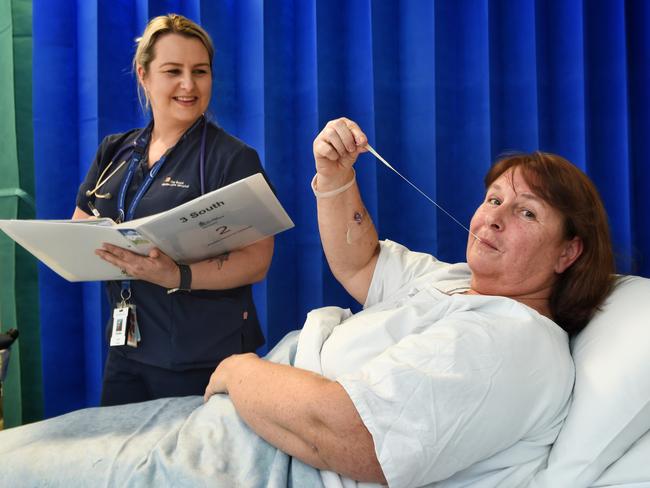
[364,144,482,242]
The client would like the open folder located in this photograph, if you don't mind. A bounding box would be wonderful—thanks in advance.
[0,173,294,282]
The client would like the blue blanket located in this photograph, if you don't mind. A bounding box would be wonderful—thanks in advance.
[0,332,325,487]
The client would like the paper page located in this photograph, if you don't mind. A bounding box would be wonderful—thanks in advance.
[0,220,152,281]
[40,218,116,226]
[0,173,294,281]
[137,173,294,262]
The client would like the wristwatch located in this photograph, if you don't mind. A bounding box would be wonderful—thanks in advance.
[167,263,192,294]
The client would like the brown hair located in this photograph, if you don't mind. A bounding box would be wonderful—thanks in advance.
[133,13,214,110]
[485,151,615,335]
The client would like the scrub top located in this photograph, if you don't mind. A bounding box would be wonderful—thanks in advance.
[76,116,268,370]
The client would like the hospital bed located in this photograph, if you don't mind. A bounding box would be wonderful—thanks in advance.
[0,277,648,487]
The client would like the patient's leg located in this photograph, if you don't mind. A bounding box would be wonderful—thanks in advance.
[0,397,201,486]
[0,331,323,487]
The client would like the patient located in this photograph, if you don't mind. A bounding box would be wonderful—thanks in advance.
[0,118,615,488]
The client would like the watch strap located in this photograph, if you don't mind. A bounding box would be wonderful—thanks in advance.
[178,263,192,291]
[167,263,192,294]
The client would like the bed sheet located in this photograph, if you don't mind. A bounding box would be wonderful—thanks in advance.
[0,332,324,488]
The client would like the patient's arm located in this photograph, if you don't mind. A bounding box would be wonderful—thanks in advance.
[204,353,387,484]
[314,118,380,305]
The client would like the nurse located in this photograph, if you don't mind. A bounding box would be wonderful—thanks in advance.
[73,14,274,406]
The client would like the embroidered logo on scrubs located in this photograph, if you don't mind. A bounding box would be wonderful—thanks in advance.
[162,176,190,189]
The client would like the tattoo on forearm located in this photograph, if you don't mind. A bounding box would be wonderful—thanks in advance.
[212,252,230,270]
[346,208,373,244]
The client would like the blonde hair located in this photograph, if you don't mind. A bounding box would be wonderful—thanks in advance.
[133,13,214,110]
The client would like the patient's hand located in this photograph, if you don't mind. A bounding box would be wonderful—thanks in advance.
[203,353,259,402]
[313,117,367,187]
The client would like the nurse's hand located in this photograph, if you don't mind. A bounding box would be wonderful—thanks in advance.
[96,243,180,288]
[313,117,368,191]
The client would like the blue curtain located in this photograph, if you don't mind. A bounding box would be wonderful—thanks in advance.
[31,0,649,418]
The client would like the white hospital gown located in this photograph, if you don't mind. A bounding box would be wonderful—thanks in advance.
[295,240,574,488]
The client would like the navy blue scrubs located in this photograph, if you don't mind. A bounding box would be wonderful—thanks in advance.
[76,116,268,405]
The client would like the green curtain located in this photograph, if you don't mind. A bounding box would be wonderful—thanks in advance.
[0,0,42,427]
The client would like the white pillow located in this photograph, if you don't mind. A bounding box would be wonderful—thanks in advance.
[591,428,650,487]
[532,276,650,487]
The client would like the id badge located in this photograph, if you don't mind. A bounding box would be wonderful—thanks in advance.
[110,306,129,346]
[126,304,140,347]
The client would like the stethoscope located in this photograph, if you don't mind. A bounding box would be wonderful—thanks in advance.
[85,115,208,206]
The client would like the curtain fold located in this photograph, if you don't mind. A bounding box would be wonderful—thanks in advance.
[262,0,317,347]
[535,0,587,167]
[584,1,632,266]
[6,0,644,419]
[627,0,650,273]
[0,0,21,427]
[0,0,42,428]
[435,2,492,263]
[32,0,87,418]
[375,1,438,256]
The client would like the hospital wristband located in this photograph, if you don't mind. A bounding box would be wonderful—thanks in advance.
[311,169,356,198]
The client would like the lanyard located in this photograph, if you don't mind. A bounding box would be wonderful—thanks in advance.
[116,123,157,223]
[116,152,168,223]
[116,125,163,297]
[116,116,207,222]
[117,115,207,221]
[114,116,207,297]
[89,116,207,207]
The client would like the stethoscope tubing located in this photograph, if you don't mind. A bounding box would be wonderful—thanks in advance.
[85,116,207,203]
